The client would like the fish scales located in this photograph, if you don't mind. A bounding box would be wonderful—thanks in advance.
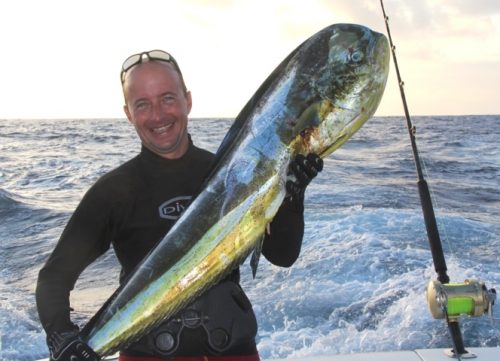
[82,23,390,356]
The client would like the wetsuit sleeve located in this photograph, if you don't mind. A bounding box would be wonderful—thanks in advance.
[262,193,305,267]
[36,183,114,336]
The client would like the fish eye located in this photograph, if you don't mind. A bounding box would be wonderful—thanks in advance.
[350,51,363,63]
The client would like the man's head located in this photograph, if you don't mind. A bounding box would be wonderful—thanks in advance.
[121,50,192,159]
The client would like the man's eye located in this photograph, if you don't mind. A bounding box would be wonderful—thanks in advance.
[162,95,175,104]
[136,102,150,111]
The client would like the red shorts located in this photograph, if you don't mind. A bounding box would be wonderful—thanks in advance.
[118,354,260,361]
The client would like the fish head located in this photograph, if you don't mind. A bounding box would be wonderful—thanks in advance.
[288,23,390,157]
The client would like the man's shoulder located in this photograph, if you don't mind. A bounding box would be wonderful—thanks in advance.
[72,154,147,211]
[92,155,142,192]
[192,144,215,161]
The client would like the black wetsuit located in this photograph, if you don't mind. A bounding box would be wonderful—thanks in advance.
[36,139,305,357]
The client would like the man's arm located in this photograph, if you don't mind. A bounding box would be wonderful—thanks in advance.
[262,154,323,267]
[262,193,305,267]
[36,184,113,336]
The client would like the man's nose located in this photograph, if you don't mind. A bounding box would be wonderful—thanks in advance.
[151,101,164,121]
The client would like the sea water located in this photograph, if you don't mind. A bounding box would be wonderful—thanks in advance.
[0,116,499,360]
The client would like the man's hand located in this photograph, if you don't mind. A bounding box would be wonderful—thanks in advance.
[286,153,323,197]
[48,330,100,361]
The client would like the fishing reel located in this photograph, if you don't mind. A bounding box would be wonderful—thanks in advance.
[427,279,496,321]
[427,279,497,359]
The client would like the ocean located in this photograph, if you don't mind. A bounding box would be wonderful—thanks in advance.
[0,115,499,361]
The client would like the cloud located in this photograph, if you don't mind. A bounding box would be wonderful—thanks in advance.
[448,0,500,15]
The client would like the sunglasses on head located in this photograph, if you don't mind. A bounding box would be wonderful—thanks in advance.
[120,50,184,86]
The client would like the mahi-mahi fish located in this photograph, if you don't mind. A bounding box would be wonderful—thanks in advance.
[81,23,390,356]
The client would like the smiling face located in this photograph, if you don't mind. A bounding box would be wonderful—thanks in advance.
[123,61,192,159]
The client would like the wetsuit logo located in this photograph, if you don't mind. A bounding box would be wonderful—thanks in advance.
[158,196,192,220]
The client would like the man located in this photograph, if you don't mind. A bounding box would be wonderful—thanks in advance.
[36,50,323,361]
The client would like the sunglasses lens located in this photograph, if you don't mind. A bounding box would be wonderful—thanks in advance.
[122,54,142,73]
[148,50,172,62]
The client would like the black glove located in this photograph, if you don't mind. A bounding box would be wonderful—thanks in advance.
[48,330,100,361]
[286,153,323,197]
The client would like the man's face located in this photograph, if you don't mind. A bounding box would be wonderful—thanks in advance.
[123,61,192,159]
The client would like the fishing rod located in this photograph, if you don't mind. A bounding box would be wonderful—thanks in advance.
[379,0,496,359]
[379,0,449,285]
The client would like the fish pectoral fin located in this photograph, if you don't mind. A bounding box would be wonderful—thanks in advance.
[250,235,265,279]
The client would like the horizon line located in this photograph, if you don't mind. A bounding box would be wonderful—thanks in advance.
[1,113,499,121]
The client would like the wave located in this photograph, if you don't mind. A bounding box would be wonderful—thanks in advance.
[0,188,27,215]
[0,188,65,218]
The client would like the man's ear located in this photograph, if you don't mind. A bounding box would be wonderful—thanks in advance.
[186,91,193,114]
[124,104,133,124]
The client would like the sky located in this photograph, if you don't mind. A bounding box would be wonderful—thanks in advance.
[1,0,499,119]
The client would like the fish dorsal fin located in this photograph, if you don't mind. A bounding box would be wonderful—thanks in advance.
[198,42,305,192]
